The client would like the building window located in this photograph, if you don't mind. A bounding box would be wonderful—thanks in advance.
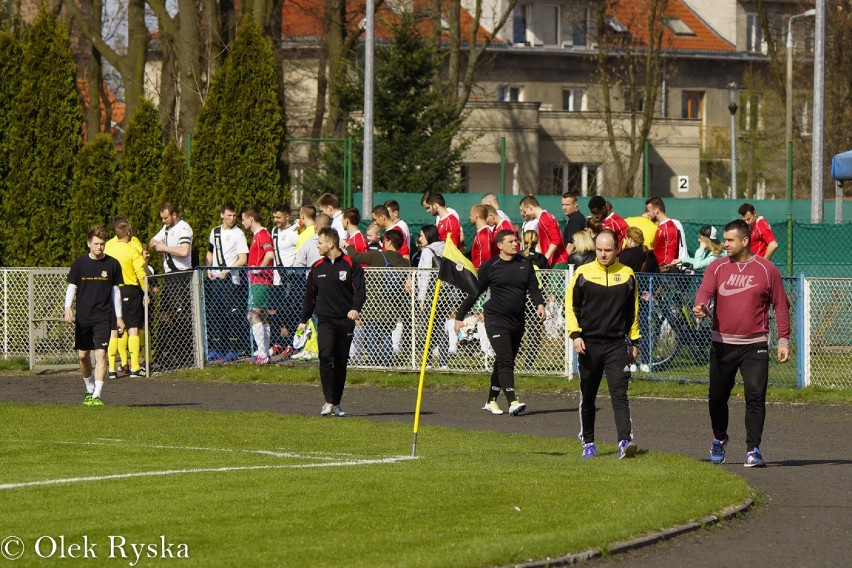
[746,13,766,53]
[512,5,527,44]
[553,163,599,196]
[498,86,523,102]
[664,17,695,36]
[562,88,587,111]
[571,8,588,46]
[625,88,645,113]
[533,4,560,46]
[681,91,703,120]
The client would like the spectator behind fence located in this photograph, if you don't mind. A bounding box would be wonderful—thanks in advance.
[347,230,408,366]
[619,227,650,274]
[294,214,329,268]
[342,208,368,254]
[521,230,549,269]
[645,197,688,270]
[519,194,568,267]
[738,203,779,260]
[414,224,452,368]
[561,192,587,254]
[270,202,300,353]
[469,204,495,269]
[588,196,629,248]
[481,192,512,224]
[674,225,724,272]
[423,192,461,247]
[316,192,347,243]
[384,199,411,257]
[568,231,596,267]
[205,203,249,361]
[241,206,275,365]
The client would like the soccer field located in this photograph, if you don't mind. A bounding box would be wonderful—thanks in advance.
[0,403,749,566]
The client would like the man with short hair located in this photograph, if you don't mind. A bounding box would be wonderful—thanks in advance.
[205,203,249,360]
[65,226,125,406]
[423,193,461,246]
[481,193,512,223]
[295,214,330,268]
[300,227,366,416]
[343,208,368,253]
[567,230,640,460]
[149,203,194,369]
[371,205,410,257]
[738,203,778,260]
[561,192,587,254]
[625,209,657,251]
[645,197,687,268]
[693,219,790,468]
[242,206,275,365]
[269,203,301,357]
[519,195,568,266]
[384,199,410,253]
[588,196,629,249]
[469,204,495,268]
[105,215,143,376]
[484,204,515,236]
[105,218,148,379]
[295,205,317,252]
[316,192,347,243]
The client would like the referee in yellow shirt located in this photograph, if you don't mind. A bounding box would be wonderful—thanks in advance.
[105,218,148,378]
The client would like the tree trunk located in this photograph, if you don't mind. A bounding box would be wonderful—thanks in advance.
[177,0,202,146]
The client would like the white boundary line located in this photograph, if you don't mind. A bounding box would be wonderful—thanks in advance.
[0,438,417,491]
[0,455,417,491]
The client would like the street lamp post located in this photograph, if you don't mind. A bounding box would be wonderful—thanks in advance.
[786,9,816,201]
[728,82,739,200]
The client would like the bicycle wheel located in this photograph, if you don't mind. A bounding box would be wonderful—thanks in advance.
[650,313,680,371]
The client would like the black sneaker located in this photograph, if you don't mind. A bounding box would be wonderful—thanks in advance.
[108,370,118,380]
[129,368,147,378]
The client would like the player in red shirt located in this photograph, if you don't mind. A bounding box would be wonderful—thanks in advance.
[242,206,275,364]
[519,195,567,266]
[370,204,410,258]
[342,208,368,253]
[738,203,778,260]
[423,193,461,246]
[645,197,687,267]
[588,196,628,249]
[693,219,790,468]
[384,199,411,253]
[468,205,495,268]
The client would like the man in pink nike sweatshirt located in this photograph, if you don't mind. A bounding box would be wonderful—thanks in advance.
[693,219,790,468]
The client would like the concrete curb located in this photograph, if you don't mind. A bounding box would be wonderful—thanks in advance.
[512,497,755,567]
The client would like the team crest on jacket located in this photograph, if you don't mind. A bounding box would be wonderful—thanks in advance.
[455,262,464,271]
[339,271,347,281]
[613,274,622,282]
[101,271,108,278]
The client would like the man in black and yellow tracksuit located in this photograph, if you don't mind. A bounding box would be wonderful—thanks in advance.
[566,230,641,459]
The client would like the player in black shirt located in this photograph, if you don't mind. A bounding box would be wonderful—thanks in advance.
[299,227,366,417]
[65,226,124,406]
[455,230,546,416]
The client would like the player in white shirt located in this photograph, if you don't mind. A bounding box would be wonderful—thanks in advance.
[269,203,301,356]
[316,192,347,244]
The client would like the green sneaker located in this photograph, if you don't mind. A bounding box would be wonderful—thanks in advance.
[83,393,93,406]
[482,400,504,415]
[90,396,105,407]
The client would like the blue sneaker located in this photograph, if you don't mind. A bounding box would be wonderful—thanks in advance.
[710,437,728,464]
[206,350,223,361]
[617,439,637,460]
[581,443,598,459]
[745,447,766,468]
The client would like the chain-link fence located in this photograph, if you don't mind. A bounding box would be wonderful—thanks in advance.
[801,278,852,389]
[637,274,799,387]
[2,267,850,388]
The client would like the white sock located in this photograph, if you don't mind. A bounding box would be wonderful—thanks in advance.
[263,324,270,351]
[392,322,403,354]
[253,323,267,358]
[93,380,104,398]
[83,376,94,394]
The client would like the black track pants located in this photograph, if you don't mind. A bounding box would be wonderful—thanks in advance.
[317,317,356,405]
[708,341,770,452]
[484,322,523,403]
[578,339,633,444]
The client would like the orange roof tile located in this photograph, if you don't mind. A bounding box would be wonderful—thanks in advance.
[608,0,734,53]
[77,79,126,139]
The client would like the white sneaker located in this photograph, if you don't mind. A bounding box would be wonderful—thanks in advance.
[508,401,526,416]
[321,403,333,416]
[332,405,346,417]
[639,364,651,373]
[629,364,638,373]
[482,401,504,415]
[302,350,318,361]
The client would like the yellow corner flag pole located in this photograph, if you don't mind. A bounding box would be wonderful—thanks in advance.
[411,278,442,457]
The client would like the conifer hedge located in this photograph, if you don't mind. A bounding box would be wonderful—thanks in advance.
[69,134,119,258]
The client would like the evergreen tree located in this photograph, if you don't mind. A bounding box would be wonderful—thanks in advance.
[116,98,164,243]
[187,12,286,237]
[0,29,21,263]
[3,9,81,266]
[69,134,119,258]
[326,14,469,196]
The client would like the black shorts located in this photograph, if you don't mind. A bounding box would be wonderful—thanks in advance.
[120,286,144,329]
[75,319,112,351]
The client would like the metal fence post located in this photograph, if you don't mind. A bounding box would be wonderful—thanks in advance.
[797,273,808,388]
[787,214,793,277]
[27,271,34,371]
[191,269,205,369]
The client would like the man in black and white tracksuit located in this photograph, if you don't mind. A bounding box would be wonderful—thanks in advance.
[299,227,366,417]
[455,229,546,416]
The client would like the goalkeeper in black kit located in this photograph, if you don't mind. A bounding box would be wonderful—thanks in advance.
[455,230,545,416]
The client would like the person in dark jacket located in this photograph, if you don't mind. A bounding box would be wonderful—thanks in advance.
[299,227,366,417]
[455,230,546,416]
[567,230,596,267]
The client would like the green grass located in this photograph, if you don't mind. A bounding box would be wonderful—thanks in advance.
[0,356,28,372]
[170,364,852,405]
[1,403,748,566]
